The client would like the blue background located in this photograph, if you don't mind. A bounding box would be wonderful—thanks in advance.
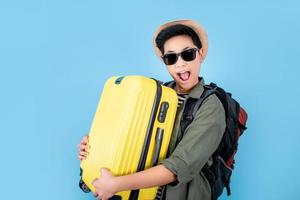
[1,0,299,199]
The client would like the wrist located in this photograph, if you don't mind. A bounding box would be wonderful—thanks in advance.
[111,176,122,194]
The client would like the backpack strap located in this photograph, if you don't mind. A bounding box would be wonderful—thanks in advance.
[191,83,218,118]
[163,80,174,87]
[181,83,218,135]
[180,83,226,200]
[180,82,247,200]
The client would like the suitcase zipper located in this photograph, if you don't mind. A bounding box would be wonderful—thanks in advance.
[129,79,162,200]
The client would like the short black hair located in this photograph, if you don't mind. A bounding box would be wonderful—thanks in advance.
[155,24,202,55]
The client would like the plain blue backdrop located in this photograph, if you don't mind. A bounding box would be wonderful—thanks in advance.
[1,0,299,199]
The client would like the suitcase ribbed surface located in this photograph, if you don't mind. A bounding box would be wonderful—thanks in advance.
[80,76,178,199]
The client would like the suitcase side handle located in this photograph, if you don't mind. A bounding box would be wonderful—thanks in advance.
[151,128,164,166]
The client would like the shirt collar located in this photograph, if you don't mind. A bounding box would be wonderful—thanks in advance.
[167,77,205,99]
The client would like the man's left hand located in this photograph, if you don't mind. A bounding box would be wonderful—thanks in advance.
[92,168,117,200]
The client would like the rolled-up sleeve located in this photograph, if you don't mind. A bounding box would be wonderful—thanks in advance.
[160,94,226,185]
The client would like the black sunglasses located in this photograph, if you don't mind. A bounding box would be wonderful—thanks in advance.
[162,48,199,65]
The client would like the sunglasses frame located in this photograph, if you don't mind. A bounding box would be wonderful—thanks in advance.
[162,48,199,65]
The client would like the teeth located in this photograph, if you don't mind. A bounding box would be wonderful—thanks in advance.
[177,71,189,75]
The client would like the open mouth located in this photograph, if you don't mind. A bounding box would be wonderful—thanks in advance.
[177,71,191,82]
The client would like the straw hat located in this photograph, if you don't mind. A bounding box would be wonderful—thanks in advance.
[153,19,208,61]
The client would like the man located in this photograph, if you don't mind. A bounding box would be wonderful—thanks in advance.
[78,19,226,200]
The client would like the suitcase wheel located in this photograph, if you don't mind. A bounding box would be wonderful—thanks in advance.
[79,177,91,193]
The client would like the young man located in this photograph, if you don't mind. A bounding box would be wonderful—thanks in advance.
[78,19,226,200]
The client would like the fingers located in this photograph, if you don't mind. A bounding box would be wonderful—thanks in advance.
[79,150,89,156]
[82,135,89,143]
[80,135,89,146]
[93,192,109,200]
[77,135,90,161]
[99,168,114,179]
[92,179,100,198]
[98,194,110,200]
[77,148,89,161]
[78,151,89,161]
[78,155,86,161]
[77,144,89,158]
[78,143,90,152]
[93,191,98,197]
[92,178,97,186]
[100,168,106,173]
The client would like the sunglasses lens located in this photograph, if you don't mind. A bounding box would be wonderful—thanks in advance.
[163,53,177,65]
[181,49,197,62]
[162,48,198,65]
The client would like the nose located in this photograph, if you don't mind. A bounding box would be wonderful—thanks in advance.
[174,55,187,69]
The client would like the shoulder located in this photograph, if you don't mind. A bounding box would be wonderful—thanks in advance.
[194,93,225,120]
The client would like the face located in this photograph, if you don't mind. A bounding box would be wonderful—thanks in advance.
[163,35,204,94]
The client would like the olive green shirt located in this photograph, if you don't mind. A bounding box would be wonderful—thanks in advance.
[160,78,226,200]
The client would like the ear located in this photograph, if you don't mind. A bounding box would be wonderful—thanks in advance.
[198,48,204,63]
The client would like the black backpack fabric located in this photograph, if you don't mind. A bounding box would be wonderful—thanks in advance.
[180,82,248,200]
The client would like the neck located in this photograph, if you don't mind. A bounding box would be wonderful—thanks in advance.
[175,79,199,94]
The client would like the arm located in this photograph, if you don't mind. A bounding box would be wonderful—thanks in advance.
[114,164,176,191]
[160,94,226,185]
[92,165,176,200]
[79,135,175,197]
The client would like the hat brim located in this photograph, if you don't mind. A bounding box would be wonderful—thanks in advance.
[153,19,208,61]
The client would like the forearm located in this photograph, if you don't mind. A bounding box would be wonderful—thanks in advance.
[113,164,176,193]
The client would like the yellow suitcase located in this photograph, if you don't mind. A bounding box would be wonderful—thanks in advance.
[79,75,178,200]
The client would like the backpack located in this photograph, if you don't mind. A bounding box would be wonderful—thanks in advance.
[180,82,248,200]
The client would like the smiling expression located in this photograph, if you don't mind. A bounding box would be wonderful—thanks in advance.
[163,35,204,94]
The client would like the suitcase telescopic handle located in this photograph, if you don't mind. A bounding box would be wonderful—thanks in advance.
[151,128,164,166]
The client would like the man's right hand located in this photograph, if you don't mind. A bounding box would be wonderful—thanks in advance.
[78,135,90,161]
